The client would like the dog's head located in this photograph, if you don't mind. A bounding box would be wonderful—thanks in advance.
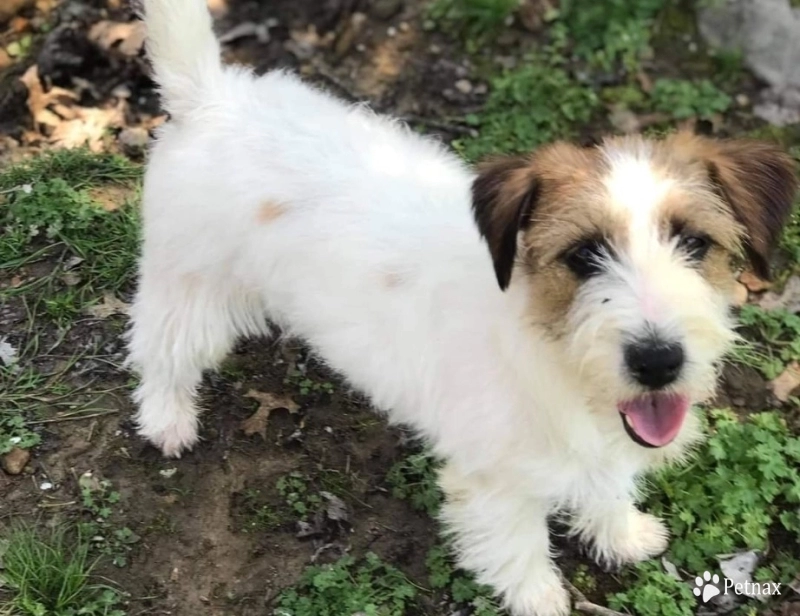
[472,132,797,448]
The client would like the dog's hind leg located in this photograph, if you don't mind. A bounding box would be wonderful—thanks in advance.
[127,270,264,457]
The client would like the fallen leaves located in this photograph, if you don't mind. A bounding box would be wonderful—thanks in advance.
[241,390,299,440]
[20,65,125,152]
[88,184,135,212]
[85,292,130,319]
[88,20,146,57]
[769,361,800,402]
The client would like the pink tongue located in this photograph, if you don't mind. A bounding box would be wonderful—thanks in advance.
[618,393,690,447]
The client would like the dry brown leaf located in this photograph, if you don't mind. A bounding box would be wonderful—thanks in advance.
[739,270,772,293]
[20,65,78,128]
[0,48,12,71]
[51,101,125,152]
[770,361,800,402]
[241,390,299,440]
[89,184,134,212]
[0,0,33,22]
[85,292,129,319]
[88,20,146,57]
[636,69,654,94]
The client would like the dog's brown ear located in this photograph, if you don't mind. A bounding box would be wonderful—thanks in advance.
[699,138,797,279]
[472,155,540,290]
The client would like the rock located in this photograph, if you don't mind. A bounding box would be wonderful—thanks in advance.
[455,79,473,94]
[0,0,33,23]
[119,126,149,153]
[370,0,403,21]
[3,447,30,475]
[698,0,800,125]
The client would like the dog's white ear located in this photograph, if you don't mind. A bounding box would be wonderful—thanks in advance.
[673,134,798,280]
[472,155,540,291]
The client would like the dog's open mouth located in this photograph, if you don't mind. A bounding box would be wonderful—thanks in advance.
[617,393,690,448]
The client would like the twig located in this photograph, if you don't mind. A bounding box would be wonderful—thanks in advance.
[28,409,118,425]
[38,501,76,508]
[564,578,628,616]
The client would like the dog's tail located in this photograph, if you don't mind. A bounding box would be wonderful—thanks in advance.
[143,0,223,119]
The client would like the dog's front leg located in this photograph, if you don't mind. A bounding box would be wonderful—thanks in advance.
[439,463,570,616]
[569,491,669,568]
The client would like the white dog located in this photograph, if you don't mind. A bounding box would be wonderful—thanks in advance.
[128,1,797,613]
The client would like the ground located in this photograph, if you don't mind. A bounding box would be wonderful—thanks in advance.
[0,1,800,615]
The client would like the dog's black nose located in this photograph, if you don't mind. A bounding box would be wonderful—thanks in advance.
[624,340,684,389]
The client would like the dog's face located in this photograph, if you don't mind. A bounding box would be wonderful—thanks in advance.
[472,132,797,448]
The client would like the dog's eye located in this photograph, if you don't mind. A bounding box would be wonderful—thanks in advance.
[677,234,711,260]
[563,240,607,278]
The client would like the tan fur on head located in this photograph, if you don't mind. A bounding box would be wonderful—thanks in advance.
[662,133,798,279]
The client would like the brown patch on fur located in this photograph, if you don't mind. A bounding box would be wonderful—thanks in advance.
[383,271,405,288]
[657,189,742,253]
[472,142,616,292]
[255,200,286,224]
[660,132,797,279]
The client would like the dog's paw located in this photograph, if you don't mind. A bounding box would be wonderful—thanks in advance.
[594,511,669,566]
[137,416,199,458]
[504,571,570,616]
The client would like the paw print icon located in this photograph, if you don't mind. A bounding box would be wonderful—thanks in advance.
[693,571,721,603]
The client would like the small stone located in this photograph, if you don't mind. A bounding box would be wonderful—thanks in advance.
[386,26,397,37]
[2,448,29,475]
[736,93,750,107]
[370,0,403,21]
[429,43,441,54]
[119,127,149,153]
[455,79,473,94]
[0,48,11,70]
[0,0,34,23]
[473,83,488,95]
[398,21,410,32]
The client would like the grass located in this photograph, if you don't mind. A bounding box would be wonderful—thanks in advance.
[455,55,599,161]
[0,147,139,472]
[273,553,419,616]
[0,148,141,325]
[650,78,732,119]
[385,449,443,516]
[0,524,126,616]
[609,410,800,616]
[737,305,800,379]
[78,475,140,568]
[427,0,520,51]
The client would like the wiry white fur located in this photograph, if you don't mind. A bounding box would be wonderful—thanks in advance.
[128,2,737,614]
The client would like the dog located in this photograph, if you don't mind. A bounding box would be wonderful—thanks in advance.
[128,1,798,613]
